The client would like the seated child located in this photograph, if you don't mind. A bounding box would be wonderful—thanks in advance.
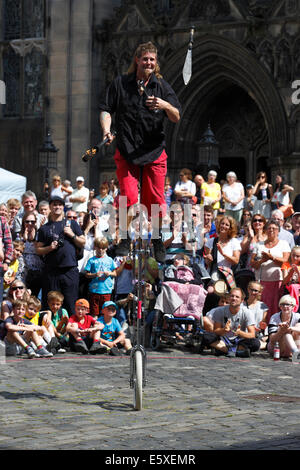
[98,301,132,356]
[84,237,118,317]
[3,240,25,293]
[24,296,65,355]
[46,290,69,350]
[66,298,106,354]
[2,299,53,358]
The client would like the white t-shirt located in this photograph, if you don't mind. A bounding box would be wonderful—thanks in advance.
[253,239,291,281]
[205,237,241,269]
[174,180,196,198]
[268,311,300,336]
[271,190,290,206]
[243,300,269,327]
[222,182,244,211]
[71,186,90,213]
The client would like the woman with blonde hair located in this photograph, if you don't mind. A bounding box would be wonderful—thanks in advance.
[204,215,241,283]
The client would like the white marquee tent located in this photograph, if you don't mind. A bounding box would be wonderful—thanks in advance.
[0,168,26,204]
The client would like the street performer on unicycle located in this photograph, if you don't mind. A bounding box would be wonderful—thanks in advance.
[99,41,181,410]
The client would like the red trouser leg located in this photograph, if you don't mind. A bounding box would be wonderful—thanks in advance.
[114,149,167,218]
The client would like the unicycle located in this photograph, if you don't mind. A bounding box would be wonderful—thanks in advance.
[129,167,147,410]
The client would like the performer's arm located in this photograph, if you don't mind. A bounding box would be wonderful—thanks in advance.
[145,96,180,123]
[100,111,114,144]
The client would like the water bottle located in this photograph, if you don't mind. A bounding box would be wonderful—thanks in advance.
[273,341,280,361]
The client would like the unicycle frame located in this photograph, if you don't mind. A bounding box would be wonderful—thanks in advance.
[129,166,147,409]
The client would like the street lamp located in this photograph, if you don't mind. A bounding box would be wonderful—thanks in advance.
[38,128,59,197]
[197,123,220,172]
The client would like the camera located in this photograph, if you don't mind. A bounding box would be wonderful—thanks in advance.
[57,236,64,248]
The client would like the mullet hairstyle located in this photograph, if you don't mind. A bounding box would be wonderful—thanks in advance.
[127,41,163,79]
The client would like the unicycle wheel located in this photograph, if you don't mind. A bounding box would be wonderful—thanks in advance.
[133,350,143,410]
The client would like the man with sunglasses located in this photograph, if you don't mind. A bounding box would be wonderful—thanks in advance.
[36,196,85,316]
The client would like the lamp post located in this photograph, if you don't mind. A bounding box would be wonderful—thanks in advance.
[196,123,220,174]
[38,128,58,198]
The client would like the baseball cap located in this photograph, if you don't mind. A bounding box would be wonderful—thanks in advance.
[75,298,89,309]
[76,176,84,182]
[49,196,65,206]
[246,184,253,189]
[102,301,117,310]
[292,212,300,218]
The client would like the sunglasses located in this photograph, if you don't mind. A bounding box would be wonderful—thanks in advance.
[253,219,263,223]
[67,216,77,220]
[12,286,24,291]
[281,303,294,307]
[25,220,36,224]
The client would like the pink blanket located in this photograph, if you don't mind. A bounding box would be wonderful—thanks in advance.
[163,282,207,320]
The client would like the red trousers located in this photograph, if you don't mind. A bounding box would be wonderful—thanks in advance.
[114,149,167,217]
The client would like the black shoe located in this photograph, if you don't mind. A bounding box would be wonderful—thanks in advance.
[115,238,131,256]
[46,337,60,353]
[74,340,89,354]
[89,341,107,354]
[109,347,122,356]
[152,238,166,263]
[235,348,251,358]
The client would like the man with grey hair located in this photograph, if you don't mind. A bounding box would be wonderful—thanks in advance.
[12,190,45,239]
[271,209,295,249]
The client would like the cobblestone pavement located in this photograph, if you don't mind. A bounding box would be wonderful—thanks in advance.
[1,346,300,451]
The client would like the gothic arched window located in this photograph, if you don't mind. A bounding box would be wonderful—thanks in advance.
[2,0,45,117]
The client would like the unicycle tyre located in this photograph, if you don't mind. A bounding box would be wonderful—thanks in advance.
[133,350,143,411]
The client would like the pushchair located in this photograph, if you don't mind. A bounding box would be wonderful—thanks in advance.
[150,280,207,351]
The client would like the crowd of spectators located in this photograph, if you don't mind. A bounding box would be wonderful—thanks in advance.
[0,169,300,362]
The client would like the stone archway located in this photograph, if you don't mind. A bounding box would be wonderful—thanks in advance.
[162,34,288,182]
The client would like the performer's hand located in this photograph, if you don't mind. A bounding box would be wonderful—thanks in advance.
[146,95,164,111]
[103,131,115,145]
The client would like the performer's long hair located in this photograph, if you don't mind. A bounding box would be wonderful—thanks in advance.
[127,41,163,79]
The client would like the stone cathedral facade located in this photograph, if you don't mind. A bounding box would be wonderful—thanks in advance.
[0,0,300,197]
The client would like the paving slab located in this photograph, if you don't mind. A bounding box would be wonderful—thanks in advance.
[0,348,300,451]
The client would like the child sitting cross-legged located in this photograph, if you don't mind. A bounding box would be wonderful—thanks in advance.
[98,301,132,356]
[2,299,53,358]
[66,298,106,354]
[46,290,69,351]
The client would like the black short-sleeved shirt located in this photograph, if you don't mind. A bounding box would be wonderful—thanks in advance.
[37,219,83,269]
[99,72,181,166]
